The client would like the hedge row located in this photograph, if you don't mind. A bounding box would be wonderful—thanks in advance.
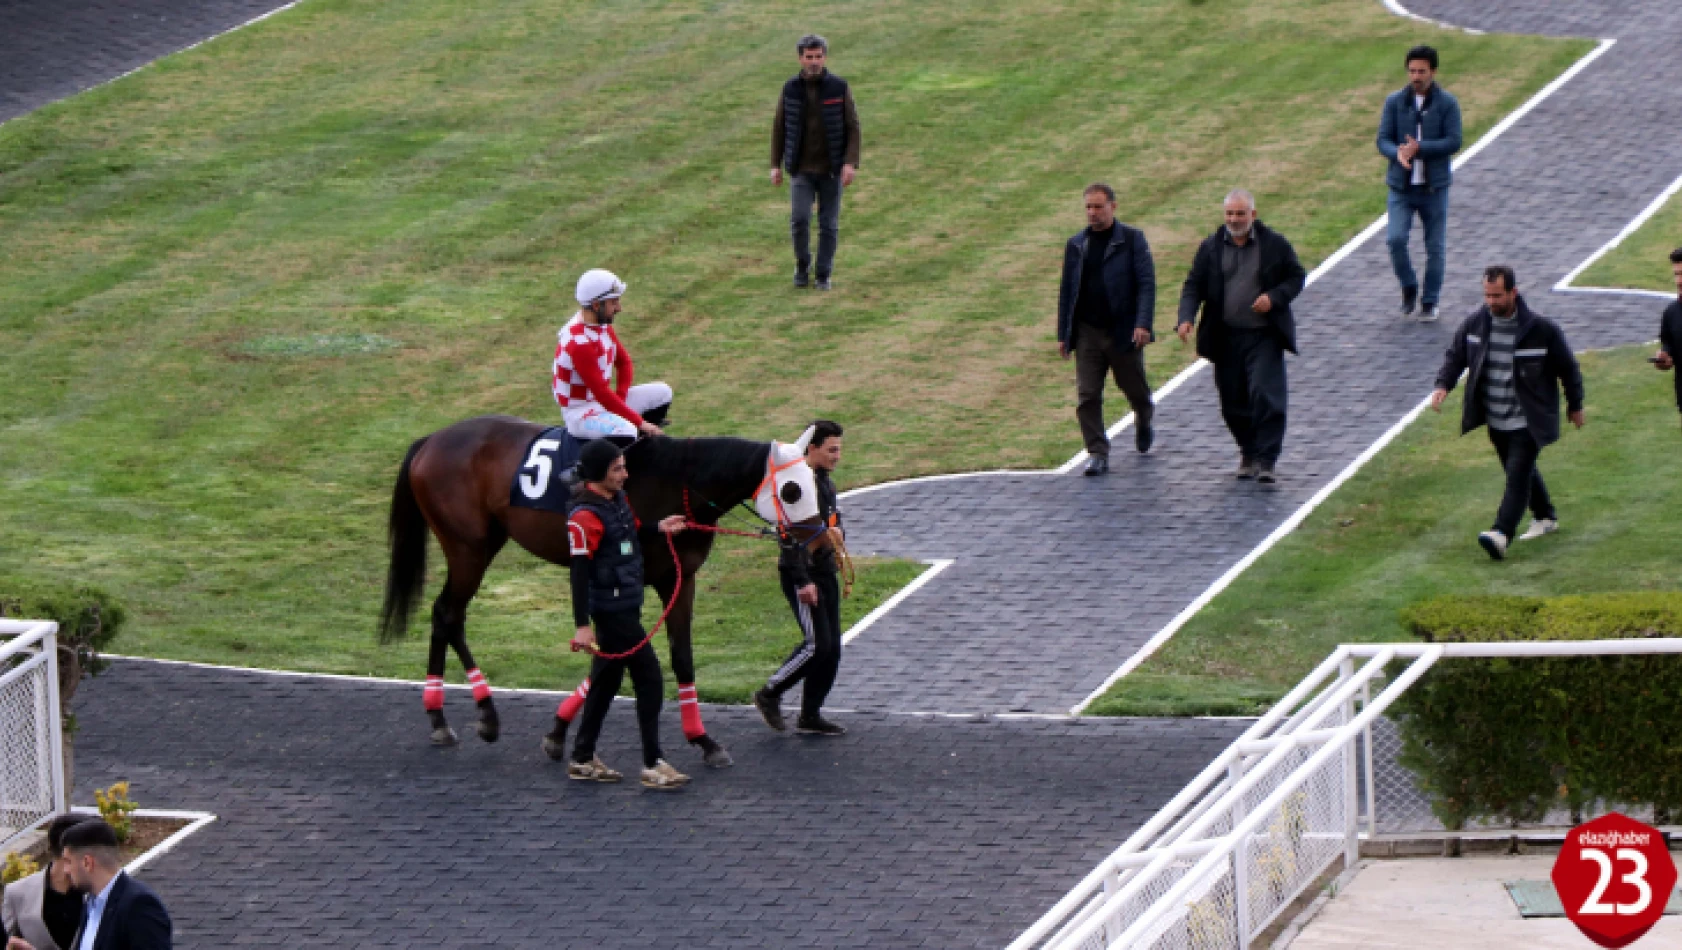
[0,578,126,671]
[1392,592,1682,830]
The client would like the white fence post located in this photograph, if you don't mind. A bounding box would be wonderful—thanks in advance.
[0,620,67,851]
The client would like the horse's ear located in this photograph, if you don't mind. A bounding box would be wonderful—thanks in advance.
[791,425,816,454]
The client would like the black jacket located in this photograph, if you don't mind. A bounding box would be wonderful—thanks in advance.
[778,468,840,587]
[1434,295,1585,446]
[1057,222,1156,348]
[71,873,172,950]
[568,489,645,622]
[1662,299,1682,412]
[1177,221,1307,359]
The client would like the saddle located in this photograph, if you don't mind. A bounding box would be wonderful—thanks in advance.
[508,427,586,514]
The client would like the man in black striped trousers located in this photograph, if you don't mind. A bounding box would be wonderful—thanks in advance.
[754,420,847,736]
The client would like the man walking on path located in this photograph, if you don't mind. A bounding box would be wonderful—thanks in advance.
[1378,45,1462,322]
[1431,265,1585,561]
[1058,183,1158,475]
[1653,246,1682,432]
[1176,190,1306,484]
[755,420,848,736]
[770,34,860,291]
[550,440,692,789]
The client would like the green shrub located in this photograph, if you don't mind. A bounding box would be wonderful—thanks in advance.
[1393,592,1682,830]
[0,577,126,675]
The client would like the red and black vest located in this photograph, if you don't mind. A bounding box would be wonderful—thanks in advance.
[781,71,849,176]
[569,490,645,616]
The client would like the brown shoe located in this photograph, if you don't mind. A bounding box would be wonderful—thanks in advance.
[641,759,690,790]
[567,755,621,782]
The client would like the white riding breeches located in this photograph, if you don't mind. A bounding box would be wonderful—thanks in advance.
[562,382,672,440]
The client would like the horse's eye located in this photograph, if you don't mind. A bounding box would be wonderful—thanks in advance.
[780,482,803,504]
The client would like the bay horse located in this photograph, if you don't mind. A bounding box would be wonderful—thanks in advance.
[377,414,820,768]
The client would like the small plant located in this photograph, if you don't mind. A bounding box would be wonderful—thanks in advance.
[3,850,41,885]
[95,781,138,844]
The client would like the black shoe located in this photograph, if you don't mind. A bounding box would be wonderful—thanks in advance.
[1255,460,1277,484]
[795,715,846,736]
[815,277,832,291]
[794,268,809,289]
[1083,455,1109,476]
[1418,303,1440,323]
[1400,288,1418,317]
[752,688,786,733]
[1135,421,1154,454]
[1235,456,1257,480]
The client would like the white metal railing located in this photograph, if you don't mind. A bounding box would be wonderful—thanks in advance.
[1010,638,1682,950]
[0,620,67,851]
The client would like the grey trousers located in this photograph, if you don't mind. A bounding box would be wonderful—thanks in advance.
[1075,327,1154,458]
[790,172,842,278]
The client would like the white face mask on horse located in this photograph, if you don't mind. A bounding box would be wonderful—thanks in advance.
[754,426,823,529]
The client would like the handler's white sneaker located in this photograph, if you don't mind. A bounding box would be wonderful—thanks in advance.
[1478,530,1509,561]
[1519,518,1559,541]
[641,759,690,790]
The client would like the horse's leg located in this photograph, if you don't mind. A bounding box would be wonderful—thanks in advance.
[424,603,457,746]
[434,529,506,744]
[657,567,732,768]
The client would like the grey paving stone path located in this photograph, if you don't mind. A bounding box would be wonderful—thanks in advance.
[833,0,1682,715]
[71,660,1243,948]
[0,0,298,124]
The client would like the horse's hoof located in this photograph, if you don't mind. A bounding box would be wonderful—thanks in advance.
[476,719,500,743]
[431,726,459,747]
[541,735,568,761]
[703,747,734,769]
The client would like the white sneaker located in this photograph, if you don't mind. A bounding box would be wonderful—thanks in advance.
[1518,518,1558,541]
[1478,530,1509,561]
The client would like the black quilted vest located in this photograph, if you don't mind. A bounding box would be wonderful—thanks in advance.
[569,490,644,615]
[781,71,849,175]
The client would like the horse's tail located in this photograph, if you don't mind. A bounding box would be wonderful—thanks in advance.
[379,437,430,644]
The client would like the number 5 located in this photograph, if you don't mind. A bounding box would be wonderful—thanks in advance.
[1579,847,1652,915]
[519,439,562,499]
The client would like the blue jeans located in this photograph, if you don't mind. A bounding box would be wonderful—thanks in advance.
[790,173,842,278]
[1386,185,1450,306]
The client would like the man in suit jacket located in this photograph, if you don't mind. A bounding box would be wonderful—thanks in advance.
[1057,182,1159,475]
[6,820,171,950]
[4,815,96,950]
[1176,189,1307,483]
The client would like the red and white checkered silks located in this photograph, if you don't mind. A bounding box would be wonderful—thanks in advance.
[553,313,621,412]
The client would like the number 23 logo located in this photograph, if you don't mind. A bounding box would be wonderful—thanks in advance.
[1579,848,1652,916]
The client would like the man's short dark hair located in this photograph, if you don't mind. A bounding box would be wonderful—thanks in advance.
[1483,265,1517,290]
[1669,245,1682,265]
[46,813,95,858]
[796,34,827,55]
[808,419,843,448]
[1083,182,1116,204]
[1406,45,1439,70]
[60,819,122,867]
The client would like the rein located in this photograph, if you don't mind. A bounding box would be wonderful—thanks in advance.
[572,530,682,661]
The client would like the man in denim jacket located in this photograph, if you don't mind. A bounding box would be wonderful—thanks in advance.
[1378,45,1462,322]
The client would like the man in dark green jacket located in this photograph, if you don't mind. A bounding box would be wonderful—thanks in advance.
[1058,182,1158,473]
[1176,189,1306,483]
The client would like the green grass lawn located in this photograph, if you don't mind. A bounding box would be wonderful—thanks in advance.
[1089,346,1682,716]
[0,0,1589,697]
[1577,180,1682,292]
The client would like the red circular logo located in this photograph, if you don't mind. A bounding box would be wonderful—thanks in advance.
[1553,813,1678,948]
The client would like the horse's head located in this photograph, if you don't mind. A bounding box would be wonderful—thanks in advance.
[753,425,822,528]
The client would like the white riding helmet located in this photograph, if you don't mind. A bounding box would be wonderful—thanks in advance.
[576,268,627,305]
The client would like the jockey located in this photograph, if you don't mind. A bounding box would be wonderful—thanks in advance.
[553,268,673,445]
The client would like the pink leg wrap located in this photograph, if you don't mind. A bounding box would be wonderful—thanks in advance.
[557,677,591,721]
[423,675,444,712]
[466,667,492,703]
[678,683,703,740]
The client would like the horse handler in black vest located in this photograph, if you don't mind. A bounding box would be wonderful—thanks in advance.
[770,34,860,291]
[553,440,691,789]
[754,420,847,736]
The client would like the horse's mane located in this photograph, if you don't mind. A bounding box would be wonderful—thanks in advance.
[625,435,771,487]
